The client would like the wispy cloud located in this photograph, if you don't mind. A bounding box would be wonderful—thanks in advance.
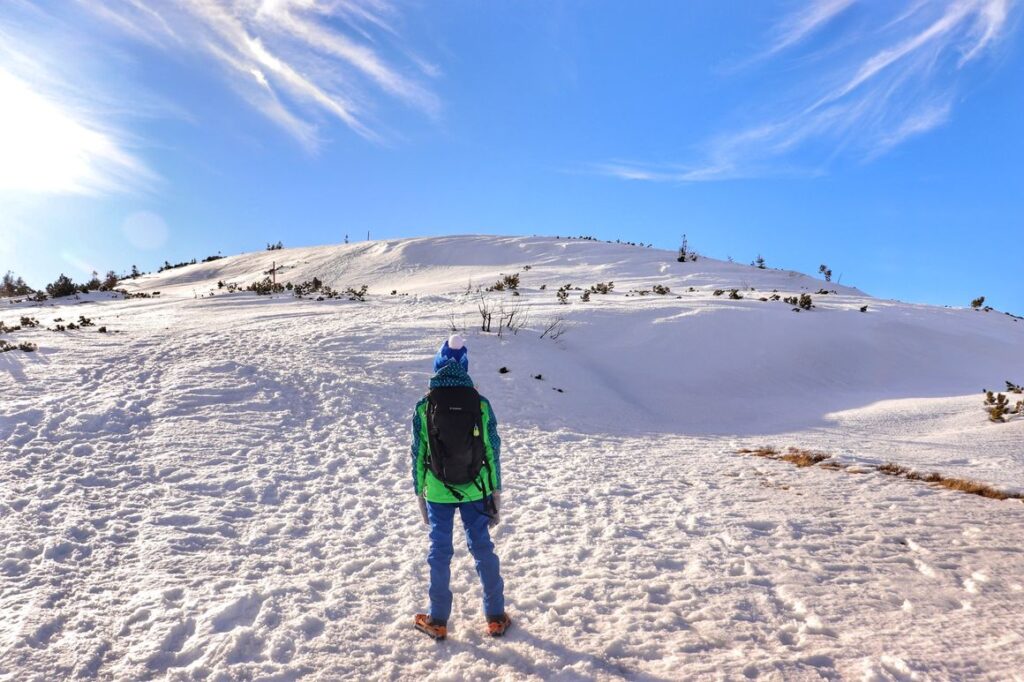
[80,0,440,149]
[596,0,1016,183]
[765,0,856,57]
[0,11,157,196]
[590,161,749,183]
[0,0,438,196]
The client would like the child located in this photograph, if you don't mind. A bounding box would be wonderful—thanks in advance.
[410,334,510,639]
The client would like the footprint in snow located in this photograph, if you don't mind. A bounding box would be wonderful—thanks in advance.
[27,614,68,648]
[210,593,264,633]
[145,617,197,671]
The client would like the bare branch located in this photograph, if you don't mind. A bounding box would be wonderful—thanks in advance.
[540,316,568,340]
[477,292,495,332]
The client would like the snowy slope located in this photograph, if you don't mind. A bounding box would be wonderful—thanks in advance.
[121,235,1024,444]
[120,235,868,299]
[2,235,1023,680]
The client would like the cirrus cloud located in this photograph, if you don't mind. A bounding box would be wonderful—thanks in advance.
[80,0,441,149]
[596,0,1016,183]
[0,0,439,196]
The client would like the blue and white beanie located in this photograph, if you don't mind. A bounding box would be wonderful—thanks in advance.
[433,334,468,372]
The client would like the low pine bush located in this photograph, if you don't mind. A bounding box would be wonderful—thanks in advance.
[0,339,37,353]
[556,285,571,304]
[783,294,813,310]
[100,271,119,291]
[2,272,34,297]
[159,258,197,273]
[246,277,284,295]
[983,390,1022,422]
[346,285,368,301]
[292,277,323,297]
[46,274,79,299]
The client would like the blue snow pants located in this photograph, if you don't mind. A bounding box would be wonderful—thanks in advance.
[426,499,504,622]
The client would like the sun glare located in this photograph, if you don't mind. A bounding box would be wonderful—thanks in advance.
[0,66,144,195]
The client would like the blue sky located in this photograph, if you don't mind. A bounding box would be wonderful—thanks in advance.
[1,1,1021,311]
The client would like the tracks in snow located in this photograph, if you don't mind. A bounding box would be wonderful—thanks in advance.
[1,296,1023,679]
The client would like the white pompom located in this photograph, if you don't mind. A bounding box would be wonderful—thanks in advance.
[448,333,465,350]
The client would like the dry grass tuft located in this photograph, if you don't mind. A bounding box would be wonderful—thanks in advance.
[738,448,1023,503]
[779,448,831,468]
[737,445,830,467]
[876,462,1022,501]
[877,462,909,476]
[934,478,1014,499]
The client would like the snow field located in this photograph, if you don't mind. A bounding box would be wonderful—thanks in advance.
[2,236,1023,680]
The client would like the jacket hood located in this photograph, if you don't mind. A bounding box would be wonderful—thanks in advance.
[429,359,475,389]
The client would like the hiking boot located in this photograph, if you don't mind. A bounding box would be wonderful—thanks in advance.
[486,613,511,637]
[414,614,447,640]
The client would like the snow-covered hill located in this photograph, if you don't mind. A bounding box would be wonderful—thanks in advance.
[121,235,867,299]
[2,235,1023,680]
[120,235,1024,442]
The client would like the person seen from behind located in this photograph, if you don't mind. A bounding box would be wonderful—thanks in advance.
[410,334,510,640]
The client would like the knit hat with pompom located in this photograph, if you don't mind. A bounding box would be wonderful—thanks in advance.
[433,334,468,372]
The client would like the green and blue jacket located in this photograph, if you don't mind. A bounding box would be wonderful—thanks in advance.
[411,362,502,503]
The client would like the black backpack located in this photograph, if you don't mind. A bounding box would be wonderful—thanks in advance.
[426,385,490,496]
